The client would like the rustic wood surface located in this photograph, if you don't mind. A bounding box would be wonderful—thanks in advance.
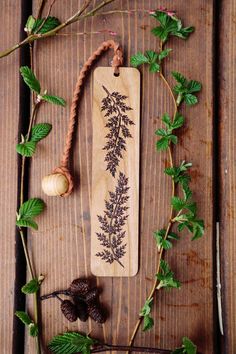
[220,1,236,353]
[91,67,140,277]
[3,0,235,353]
[0,1,22,352]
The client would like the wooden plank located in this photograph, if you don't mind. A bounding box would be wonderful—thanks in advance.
[0,1,22,352]
[219,1,236,352]
[27,1,214,353]
[91,67,140,276]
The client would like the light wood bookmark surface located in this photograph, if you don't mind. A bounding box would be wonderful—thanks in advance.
[91,67,140,277]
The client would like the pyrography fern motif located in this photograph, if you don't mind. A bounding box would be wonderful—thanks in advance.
[101,85,134,177]
[96,172,129,268]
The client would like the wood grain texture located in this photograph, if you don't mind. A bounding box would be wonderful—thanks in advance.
[219,1,236,352]
[0,1,21,352]
[25,1,214,353]
[91,67,140,276]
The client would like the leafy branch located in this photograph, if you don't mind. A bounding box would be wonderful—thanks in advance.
[15,61,66,353]
[48,331,198,354]
[0,0,116,59]
[129,9,204,347]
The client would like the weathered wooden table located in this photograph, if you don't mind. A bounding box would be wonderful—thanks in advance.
[0,1,235,353]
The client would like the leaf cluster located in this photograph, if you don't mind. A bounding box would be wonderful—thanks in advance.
[139,298,154,331]
[25,15,60,34]
[155,112,184,150]
[172,71,201,106]
[16,123,52,157]
[15,311,38,337]
[156,260,181,290]
[172,337,197,354]
[16,198,45,230]
[130,48,172,73]
[20,66,66,105]
[48,332,97,354]
[151,10,194,43]
[154,229,179,252]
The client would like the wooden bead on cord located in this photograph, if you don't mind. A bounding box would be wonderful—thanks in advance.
[42,40,123,197]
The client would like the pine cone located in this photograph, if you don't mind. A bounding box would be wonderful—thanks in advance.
[68,279,90,295]
[85,287,99,303]
[61,300,78,322]
[73,297,88,322]
[88,302,106,324]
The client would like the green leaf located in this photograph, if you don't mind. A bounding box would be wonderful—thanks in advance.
[169,134,178,145]
[171,196,186,211]
[29,323,39,337]
[16,218,38,230]
[31,123,52,142]
[130,52,149,67]
[156,137,169,151]
[145,50,158,63]
[192,219,204,240]
[143,314,154,331]
[42,94,66,106]
[182,337,197,354]
[140,298,153,317]
[187,80,202,93]
[20,66,41,94]
[158,48,172,61]
[156,128,168,137]
[21,278,40,294]
[32,16,60,34]
[172,337,197,354]
[151,11,194,43]
[149,62,160,73]
[15,311,32,326]
[16,141,37,157]
[162,113,172,129]
[184,93,198,105]
[18,198,45,219]
[168,232,179,240]
[156,260,181,290]
[172,112,184,130]
[172,71,186,85]
[48,332,97,354]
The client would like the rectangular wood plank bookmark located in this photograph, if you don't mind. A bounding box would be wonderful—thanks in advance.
[91,67,140,277]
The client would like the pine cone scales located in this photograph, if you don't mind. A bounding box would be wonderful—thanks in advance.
[61,300,78,322]
[85,287,99,303]
[88,303,105,324]
[68,279,89,295]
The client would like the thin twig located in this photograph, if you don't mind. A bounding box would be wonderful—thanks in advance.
[0,0,115,59]
[216,221,224,335]
[91,344,172,353]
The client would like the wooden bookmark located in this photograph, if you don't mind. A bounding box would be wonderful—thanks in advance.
[91,67,140,277]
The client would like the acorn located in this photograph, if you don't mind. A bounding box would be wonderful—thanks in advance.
[42,173,69,196]
[87,302,106,324]
[61,300,78,322]
[73,297,89,322]
[68,279,90,295]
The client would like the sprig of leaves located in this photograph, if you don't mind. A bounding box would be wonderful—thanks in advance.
[25,15,60,34]
[16,123,52,157]
[48,332,97,354]
[172,71,201,106]
[156,260,181,290]
[16,198,45,230]
[172,337,197,354]
[151,10,194,43]
[15,311,39,337]
[155,112,184,150]
[20,66,66,106]
[139,298,154,331]
[154,229,179,251]
[131,48,172,72]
